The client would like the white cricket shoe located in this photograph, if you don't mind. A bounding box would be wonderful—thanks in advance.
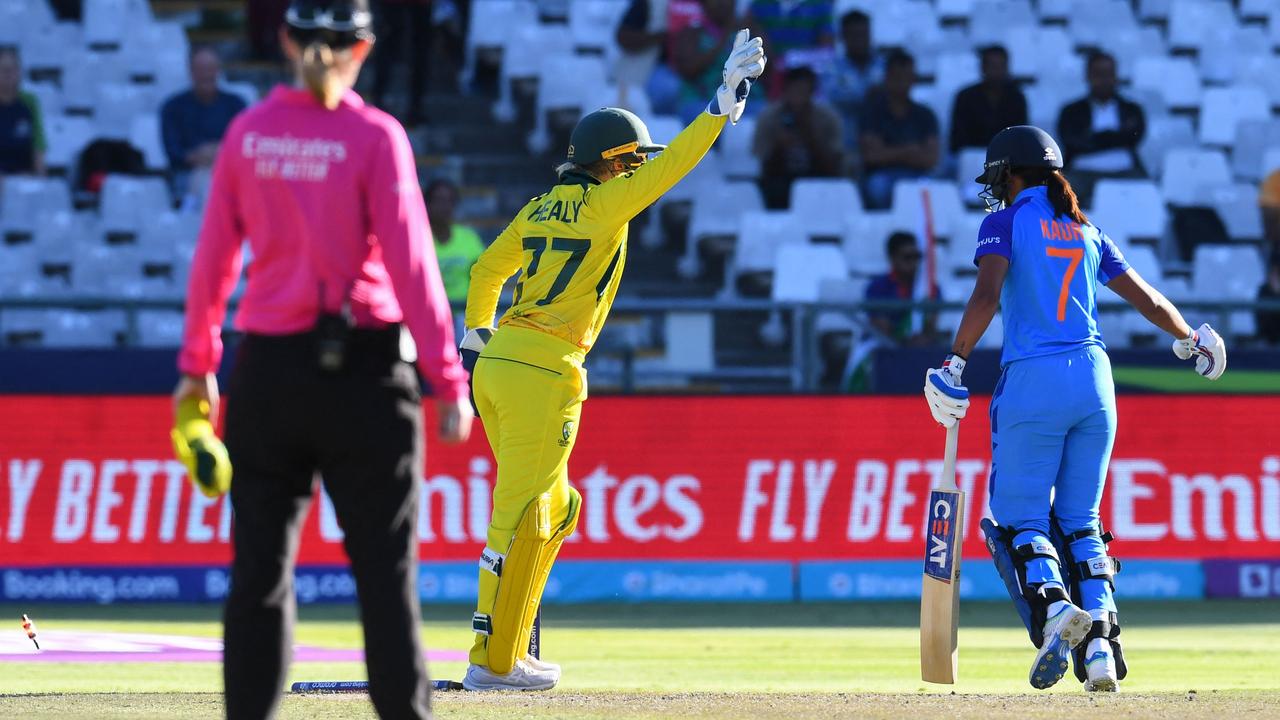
[462,658,559,692]
[1083,639,1120,692]
[1029,602,1092,690]
[523,655,561,674]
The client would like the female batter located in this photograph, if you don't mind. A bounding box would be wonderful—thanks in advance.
[456,31,767,692]
[924,125,1226,692]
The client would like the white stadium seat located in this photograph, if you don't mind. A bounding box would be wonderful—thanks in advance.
[129,115,167,171]
[569,0,630,55]
[1168,0,1237,52]
[1139,115,1196,178]
[969,1,1035,46]
[1138,0,1172,22]
[956,148,987,206]
[1198,86,1270,147]
[773,244,850,303]
[1193,245,1265,300]
[136,310,186,348]
[99,176,172,236]
[1091,180,1168,244]
[731,210,806,277]
[1161,148,1231,206]
[842,211,894,276]
[1,177,72,237]
[1132,57,1201,110]
[1210,184,1265,242]
[1007,28,1072,79]
[717,115,758,180]
[687,182,765,246]
[790,178,861,239]
[890,180,966,240]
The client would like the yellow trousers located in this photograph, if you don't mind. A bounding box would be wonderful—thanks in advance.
[469,326,586,668]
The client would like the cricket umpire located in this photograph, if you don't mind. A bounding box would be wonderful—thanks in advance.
[172,1,472,717]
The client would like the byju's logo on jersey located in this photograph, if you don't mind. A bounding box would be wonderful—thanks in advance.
[924,490,960,582]
[559,421,575,447]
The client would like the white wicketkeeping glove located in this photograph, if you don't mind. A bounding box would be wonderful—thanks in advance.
[1172,322,1226,380]
[924,354,970,428]
[709,29,767,124]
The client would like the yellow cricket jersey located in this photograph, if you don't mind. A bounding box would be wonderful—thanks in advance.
[465,111,727,352]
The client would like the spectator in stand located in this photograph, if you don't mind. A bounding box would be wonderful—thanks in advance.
[670,0,739,122]
[426,178,486,308]
[616,0,676,114]
[161,47,246,198]
[949,45,1027,153]
[1259,253,1280,346]
[819,10,882,162]
[371,0,431,126]
[753,65,843,209]
[1056,51,1145,187]
[745,0,833,88]
[865,231,941,346]
[1261,167,1280,260]
[0,47,46,176]
[858,51,938,210]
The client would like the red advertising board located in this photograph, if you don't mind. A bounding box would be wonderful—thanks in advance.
[1,396,1277,566]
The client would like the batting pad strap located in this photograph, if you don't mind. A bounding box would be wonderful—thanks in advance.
[472,613,493,636]
[1014,540,1060,563]
[1063,525,1115,544]
[1077,554,1121,582]
[479,546,505,577]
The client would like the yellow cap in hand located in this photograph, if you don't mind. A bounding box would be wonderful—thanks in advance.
[170,397,232,498]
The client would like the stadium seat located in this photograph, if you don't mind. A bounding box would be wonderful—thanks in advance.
[717,116,758,180]
[1210,184,1264,242]
[1007,28,1072,79]
[1199,26,1269,85]
[1168,0,1237,53]
[1122,244,1163,284]
[463,0,537,81]
[1198,86,1270,147]
[1,177,72,238]
[129,115,167,172]
[1192,244,1266,335]
[790,178,861,239]
[1139,115,1196,178]
[681,181,763,277]
[772,244,850,303]
[730,210,806,287]
[1263,147,1280,180]
[943,212,986,274]
[1132,57,1201,110]
[932,52,979,106]
[526,54,609,152]
[1102,26,1166,84]
[934,0,975,22]
[0,245,41,299]
[871,1,939,49]
[581,83,652,120]
[41,310,128,347]
[955,148,987,206]
[25,81,62,118]
[136,310,186,348]
[99,176,172,237]
[1090,180,1168,244]
[1161,149,1231,206]
[1137,0,1172,22]
[889,180,966,240]
[1193,245,1265,299]
[842,211,894,276]
[94,83,157,141]
[569,0,629,55]
[1069,0,1138,40]
[969,1,1035,46]
[492,22,563,121]
[20,20,81,75]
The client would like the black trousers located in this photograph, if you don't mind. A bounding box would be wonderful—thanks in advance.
[222,328,431,720]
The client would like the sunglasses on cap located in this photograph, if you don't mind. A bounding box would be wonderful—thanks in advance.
[286,3,373,46]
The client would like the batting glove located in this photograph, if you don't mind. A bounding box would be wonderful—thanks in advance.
[924,354,970,428]
[709,29,766,124]
[1172,322,1226,380]
[170,397,232,498]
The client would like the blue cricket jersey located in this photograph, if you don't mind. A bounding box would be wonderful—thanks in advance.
[974,186,1130,366]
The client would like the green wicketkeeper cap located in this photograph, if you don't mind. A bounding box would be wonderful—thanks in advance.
[566,107,665,164]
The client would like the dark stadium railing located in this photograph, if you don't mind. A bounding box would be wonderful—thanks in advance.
[1,298,1276,392]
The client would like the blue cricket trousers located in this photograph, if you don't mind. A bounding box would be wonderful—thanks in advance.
[988,344,1118,614]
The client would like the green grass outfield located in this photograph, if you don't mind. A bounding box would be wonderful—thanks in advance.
[0,601,1277,719]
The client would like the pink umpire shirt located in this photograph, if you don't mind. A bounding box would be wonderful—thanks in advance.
[178,86,469,401]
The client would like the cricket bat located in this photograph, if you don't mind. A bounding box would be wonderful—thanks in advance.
[920,421,963,684]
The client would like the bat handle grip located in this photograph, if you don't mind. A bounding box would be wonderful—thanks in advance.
[941,421,959,490]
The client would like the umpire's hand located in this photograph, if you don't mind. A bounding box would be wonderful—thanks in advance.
[437,397,474,444]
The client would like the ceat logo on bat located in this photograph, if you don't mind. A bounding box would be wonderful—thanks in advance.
[924,490,959,582]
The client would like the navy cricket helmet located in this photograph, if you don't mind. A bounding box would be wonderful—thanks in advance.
[286,0,374,49]
[976,125,1064,210]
